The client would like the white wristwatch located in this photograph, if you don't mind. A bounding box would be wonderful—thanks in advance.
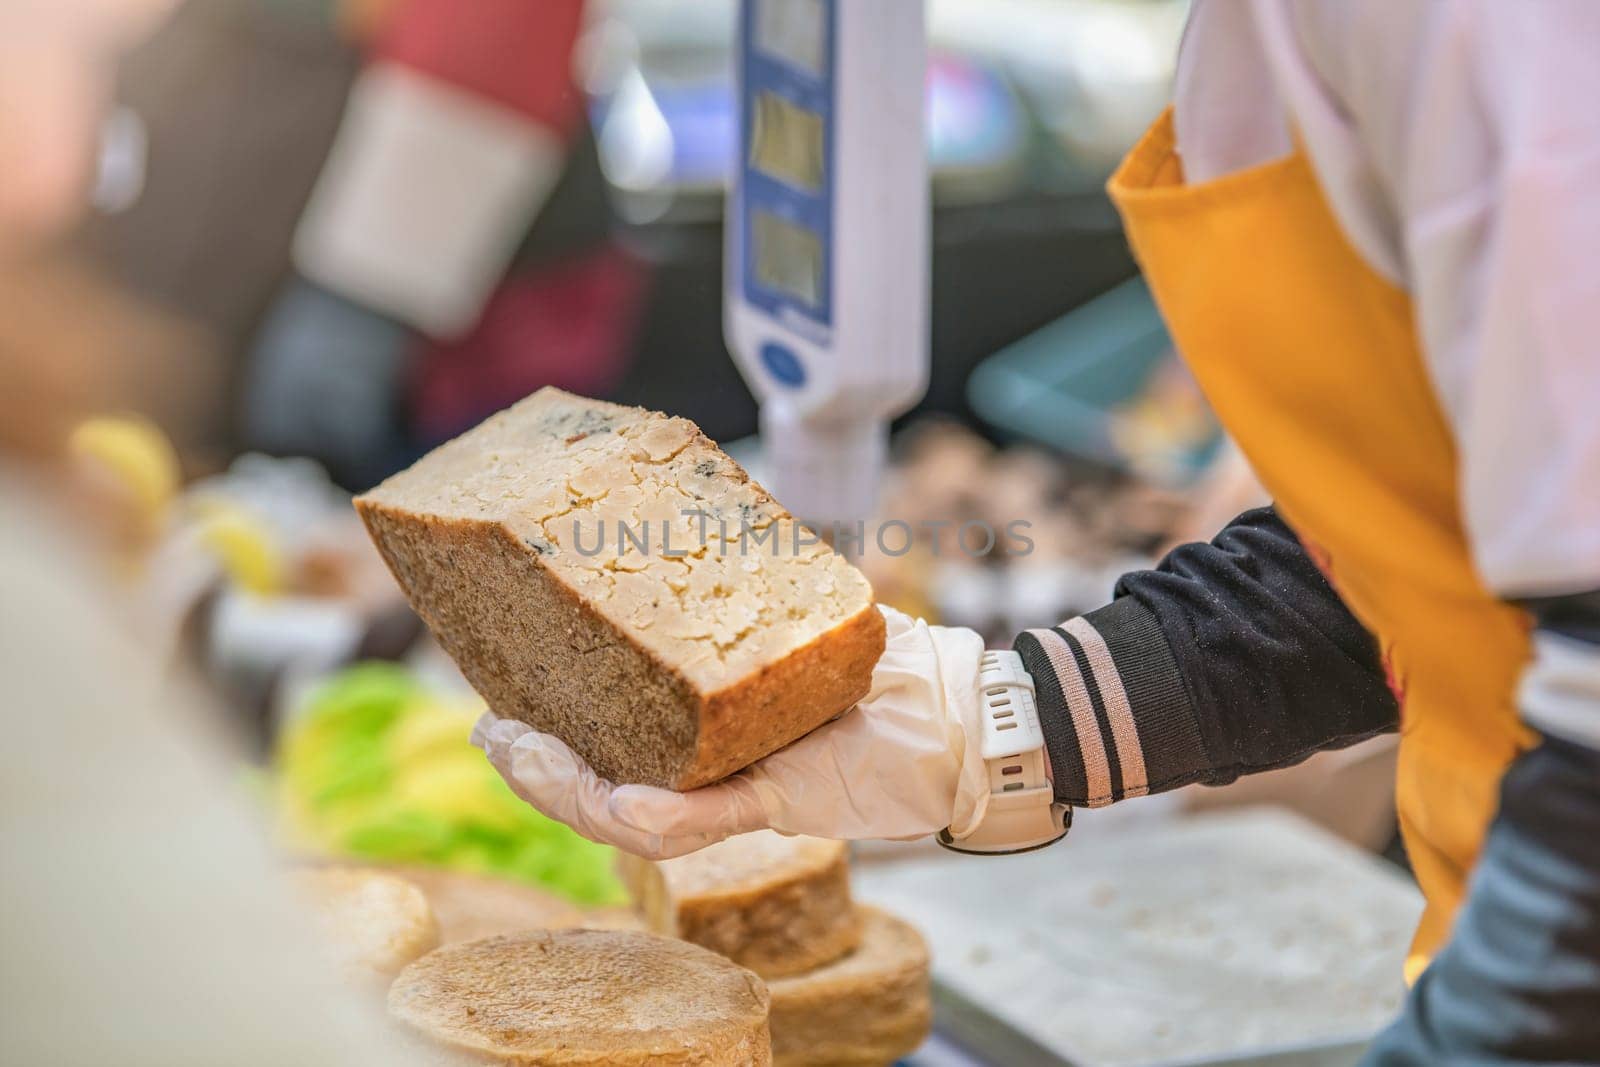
[938,650,1071,855]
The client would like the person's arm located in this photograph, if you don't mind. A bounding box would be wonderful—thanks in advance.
[467,507,1397,858]
[1015,505,1400,808]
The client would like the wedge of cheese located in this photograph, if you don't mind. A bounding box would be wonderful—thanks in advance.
[356,387,884,790]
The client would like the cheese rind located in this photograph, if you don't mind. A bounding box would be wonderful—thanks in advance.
[767,907,932,1067]
[620,830,861,979]
[355,387,885,789]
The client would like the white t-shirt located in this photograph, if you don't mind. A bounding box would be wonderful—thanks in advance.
[1171,0,1600,743]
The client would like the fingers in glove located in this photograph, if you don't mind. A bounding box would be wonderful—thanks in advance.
[472,717,727,859]
[470,709,527,751]
[608,775,769,839]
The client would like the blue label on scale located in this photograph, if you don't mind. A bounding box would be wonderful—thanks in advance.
[738,0,836,334]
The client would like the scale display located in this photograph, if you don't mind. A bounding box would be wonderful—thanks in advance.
[725,0,927,525]
[752,210,822,305]
[754,0,826,74]
[739,0,835,331]
[749,91,824,191]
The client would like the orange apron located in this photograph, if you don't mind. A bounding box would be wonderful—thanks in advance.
[1108,111,1534,979]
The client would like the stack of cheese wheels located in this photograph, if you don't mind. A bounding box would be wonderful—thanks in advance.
[767,908,932,1067]
[621,831,932,1067]
[302,866,749,1063]
[617,831,861,978]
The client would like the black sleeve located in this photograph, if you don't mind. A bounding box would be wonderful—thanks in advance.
[1012,505,1400,807]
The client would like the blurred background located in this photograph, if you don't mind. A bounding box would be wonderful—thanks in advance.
[30,0,1249,725]
[2,2,1415,1064]
[68,0,1185,463]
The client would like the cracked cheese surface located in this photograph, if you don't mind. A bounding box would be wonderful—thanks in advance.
[372,389,873,694]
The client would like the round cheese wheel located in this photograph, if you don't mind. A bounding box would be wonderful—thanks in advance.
[388,929,772,1066]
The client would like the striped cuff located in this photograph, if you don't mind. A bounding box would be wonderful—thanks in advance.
[1014,596,1207,807]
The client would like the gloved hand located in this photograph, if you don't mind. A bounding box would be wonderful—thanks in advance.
[470,605,991,859]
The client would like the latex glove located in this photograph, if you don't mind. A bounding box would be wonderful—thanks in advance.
[471,605,991,859]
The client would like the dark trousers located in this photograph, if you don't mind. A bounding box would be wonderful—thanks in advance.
[1364,734,1600,1064]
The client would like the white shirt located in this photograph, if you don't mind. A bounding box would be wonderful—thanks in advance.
[0,479,437,1065]
[1172,0,1600,743]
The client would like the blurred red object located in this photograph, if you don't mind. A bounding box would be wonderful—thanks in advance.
[376,0,587,136]
[407,243,646,445]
